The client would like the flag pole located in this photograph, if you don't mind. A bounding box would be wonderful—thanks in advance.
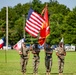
[29,0,32,7]
[31,36,33,44]
[23,15,25,38]
[30,0,33,44]
[5,6,8,63]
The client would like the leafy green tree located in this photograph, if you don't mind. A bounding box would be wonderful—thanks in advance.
[0,7,6,20]
[0,1,76,45]
[63,11,76,44]
[22,3,30,15]
[32,0,43,13]
[13,3,23,16]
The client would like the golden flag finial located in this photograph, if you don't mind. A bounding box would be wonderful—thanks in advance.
[41,3,48,15]
[46,3,48,7]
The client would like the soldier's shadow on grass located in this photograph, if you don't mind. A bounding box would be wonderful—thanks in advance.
[25,73,74,75]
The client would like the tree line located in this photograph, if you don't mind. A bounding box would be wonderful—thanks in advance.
[0,0,76,46]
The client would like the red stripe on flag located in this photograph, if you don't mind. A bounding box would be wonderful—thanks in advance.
[28,18,41,29]
[0,39,4,49]
[0,43,4,48]
[32,13,44,25]
[30,16,41,28]
[26,22,40,31]
[25,27,38,37]
[26,24,38,34]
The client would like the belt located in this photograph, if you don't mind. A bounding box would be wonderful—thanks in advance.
[60,54,64,55]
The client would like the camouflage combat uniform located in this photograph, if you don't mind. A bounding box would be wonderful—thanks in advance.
[56,45,66,73]
[44,43,53,74]
[19,43,30,74]
[32,43,40,74]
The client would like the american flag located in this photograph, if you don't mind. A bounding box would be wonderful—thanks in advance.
[25,8,45,37]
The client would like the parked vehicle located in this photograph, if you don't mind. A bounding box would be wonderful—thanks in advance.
[26,44,30,48]
[3,45,12,50]
[71,45,75,51]
[51,45,58,50]
[65,44,71,50]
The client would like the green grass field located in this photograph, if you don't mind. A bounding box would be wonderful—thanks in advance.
[0,50,76,75]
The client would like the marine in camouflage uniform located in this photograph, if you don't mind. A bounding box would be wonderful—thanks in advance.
[44,43,53,75]
[19,42,30,74]
[56,42,66,75]
[32,43,40,75]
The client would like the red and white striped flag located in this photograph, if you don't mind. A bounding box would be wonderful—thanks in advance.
[13,38,25,50]
[0,39,4,49]
[0,37,5,49]
[25,8,45,37]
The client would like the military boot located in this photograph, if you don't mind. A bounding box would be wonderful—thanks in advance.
[48,72,51,75]
[46,72,48,75]
[59,73,63,75]
[35,73,38,75]
[22,72,25,75]
[33,73,35,75]
[59,73,61,75]
[24,73,26,75]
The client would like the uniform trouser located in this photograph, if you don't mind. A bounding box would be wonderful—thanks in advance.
[33,57,40,73]
[45,58,52,72]
[20,57,28,73]
[58,57,64,73]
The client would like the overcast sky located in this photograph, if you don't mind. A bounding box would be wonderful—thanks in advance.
[0,0,76,10]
